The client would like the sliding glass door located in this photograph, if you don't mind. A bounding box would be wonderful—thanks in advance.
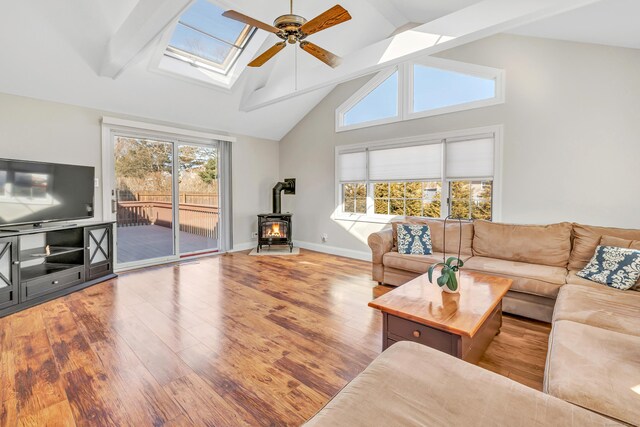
[114,137,175,265]
[178,144,219,256]
[111,135,220,269]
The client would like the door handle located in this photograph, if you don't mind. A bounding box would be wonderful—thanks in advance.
[111,199,117,214]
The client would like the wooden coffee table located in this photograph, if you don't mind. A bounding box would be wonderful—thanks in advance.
[369,271,512,363]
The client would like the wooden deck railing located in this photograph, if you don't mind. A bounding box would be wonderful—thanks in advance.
[130,192,218,206]
[117,201,219,239]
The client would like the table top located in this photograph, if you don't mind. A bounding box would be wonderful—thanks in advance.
[369,271,512,337]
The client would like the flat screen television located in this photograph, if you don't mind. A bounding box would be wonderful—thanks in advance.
[0,159,95,228]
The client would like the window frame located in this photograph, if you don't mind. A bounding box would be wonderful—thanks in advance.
[406,57,505,122]
[335,67,401,132]
[446,179,495,221]
[149,1,269,91]
[371,180,443,218]
[334,126,503,223]
[165,20,256,76]
[340,181,368,215]
[335,57,505,133]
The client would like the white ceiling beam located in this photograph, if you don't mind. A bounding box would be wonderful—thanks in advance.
[100,0,194,79]
[241,0,600,111]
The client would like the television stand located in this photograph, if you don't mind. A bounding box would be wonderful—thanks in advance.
[0,221,116,316]
[0,222,78,233]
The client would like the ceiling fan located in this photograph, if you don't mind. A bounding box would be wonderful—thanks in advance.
[222,1,352,68]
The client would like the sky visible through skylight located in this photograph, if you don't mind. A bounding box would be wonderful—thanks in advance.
[168,0,249,67]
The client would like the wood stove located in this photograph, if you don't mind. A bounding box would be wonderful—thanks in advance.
[257,179,295,253]
[257,213,293,252]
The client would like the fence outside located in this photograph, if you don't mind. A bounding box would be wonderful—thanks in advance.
[139,192,218,206]
[117,201,219,239]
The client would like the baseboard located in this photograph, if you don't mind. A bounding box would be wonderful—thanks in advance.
[294,240,371,262]
[231,242,256,252]
[232,240,371,261]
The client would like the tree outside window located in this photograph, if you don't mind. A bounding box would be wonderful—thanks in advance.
[342,183,366,214]
[449,180,492,220]
[374,181,441,217]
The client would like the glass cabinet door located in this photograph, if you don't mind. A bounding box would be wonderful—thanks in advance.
[86,226,113,280]
[0,237,18,309]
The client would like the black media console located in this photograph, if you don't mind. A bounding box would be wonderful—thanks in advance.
[0,221,116,317]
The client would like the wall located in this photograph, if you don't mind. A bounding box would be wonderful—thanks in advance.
[0,92,279,250]
[232,135,280,250]
[0,93,105,213]
[279,34,640,258]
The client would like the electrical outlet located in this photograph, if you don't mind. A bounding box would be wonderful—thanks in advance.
[321,233,328,243]
[251,231,258,239]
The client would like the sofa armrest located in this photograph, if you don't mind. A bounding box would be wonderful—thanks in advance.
[368,228,394,265]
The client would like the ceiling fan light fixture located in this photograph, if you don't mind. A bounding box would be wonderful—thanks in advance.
[274,14,307,29]
[223,3,351,68]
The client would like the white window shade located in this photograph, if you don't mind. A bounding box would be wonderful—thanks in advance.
[446,138,494,178]
[338,151,367,181]
[369,143,442,181]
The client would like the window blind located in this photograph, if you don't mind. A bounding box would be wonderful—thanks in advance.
[445,137,494,179]
[369,143,442,180]
[338,151,367,181]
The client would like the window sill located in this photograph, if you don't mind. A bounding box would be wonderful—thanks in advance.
[333,214,418,225]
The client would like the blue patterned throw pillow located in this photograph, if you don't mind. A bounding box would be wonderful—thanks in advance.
[397,224,433,255]
[577,245,640,290]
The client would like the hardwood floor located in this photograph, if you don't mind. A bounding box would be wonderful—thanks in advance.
[0,250,550,426]
[373,284,552,390]
[479,314,551,390]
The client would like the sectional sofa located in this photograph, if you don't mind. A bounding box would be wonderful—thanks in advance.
[305,342,621,426]
[362,219,640,425]
[368,219,640,322]
[545,280,640,424]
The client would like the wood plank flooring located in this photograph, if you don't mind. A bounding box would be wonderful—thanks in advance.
[373,284,552,390]
[0,250,550,426]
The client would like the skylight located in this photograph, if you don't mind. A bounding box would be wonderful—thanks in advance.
[166,0,255,75]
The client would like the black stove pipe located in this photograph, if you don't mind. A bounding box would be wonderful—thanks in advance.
[272,179,296,213]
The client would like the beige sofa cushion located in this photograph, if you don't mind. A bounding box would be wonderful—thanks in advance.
[545,320,640,425]
[503,291,555,323]
[392,218,473,255]
[566,269,607,287]
[383,252,472,275]
[383,267,421,287]
[568,223,640,270]
[464,256,565,298]
[305,341,619,427]
[553,283,640,337]
[600,235,640,250]
[473,221,572,267]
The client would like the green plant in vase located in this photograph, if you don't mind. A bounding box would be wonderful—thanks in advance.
[428,257,464,293]
[428,215,465,293]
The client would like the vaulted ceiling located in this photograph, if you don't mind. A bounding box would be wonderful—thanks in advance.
[0,0,636,141]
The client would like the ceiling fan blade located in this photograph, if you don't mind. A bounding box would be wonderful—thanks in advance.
[300,41,341,68]
[300,5,352,36]
[248,42,286,67]
[222,10,280,34]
